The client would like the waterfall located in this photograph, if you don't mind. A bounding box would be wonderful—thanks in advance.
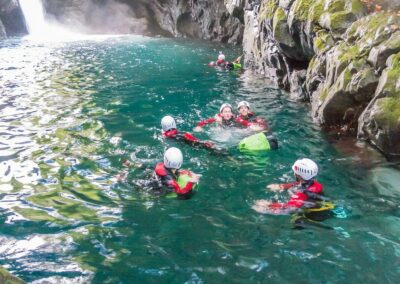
[18,0,124,41]
[18,0,83,41]
[19,0,48,35]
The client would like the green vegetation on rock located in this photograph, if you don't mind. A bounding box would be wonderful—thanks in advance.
[259,0,279,22]
[377,97,400,127]
[289,0,312,21]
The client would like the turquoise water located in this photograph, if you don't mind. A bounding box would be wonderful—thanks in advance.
[0,36,400,283]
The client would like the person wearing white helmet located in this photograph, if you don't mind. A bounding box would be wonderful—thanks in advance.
[236,101,268,131]
[194,103,248,132]
[253,158,326,214]
[161,115,215,150]
[154,147,200,198]
[215,51,226,66]
[208,52,242,70]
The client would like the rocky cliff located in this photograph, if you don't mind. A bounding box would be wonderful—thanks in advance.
[0,0,27,37]
[40,0,243,44]
[238,0,400,159]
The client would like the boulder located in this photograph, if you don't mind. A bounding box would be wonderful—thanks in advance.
[368,30,400,71]
[358,53,400,159]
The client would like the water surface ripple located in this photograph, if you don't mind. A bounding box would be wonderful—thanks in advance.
[0,36,399,283]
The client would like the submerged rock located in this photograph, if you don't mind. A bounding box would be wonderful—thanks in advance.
[371,166,400,197]
[0,266,25,284]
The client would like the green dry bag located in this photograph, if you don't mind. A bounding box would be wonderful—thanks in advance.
[239,132,271,152]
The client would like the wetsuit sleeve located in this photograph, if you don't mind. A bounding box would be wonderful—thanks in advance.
[197,117,217,127]
[235,117,250,127]
[163,175,194,195]
[280,182,298,190]
[182,132,214,149]
[183,132,199,142]
[268,192,308,210]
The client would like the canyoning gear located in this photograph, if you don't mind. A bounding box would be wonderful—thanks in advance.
[154,162,194,196]
[232,62,242,69]
[164,147,183,169]
[218,51,225,61]
[292,158,318,181]
[237,101,250,110]
[161,115,176,132]
[239,132,278,152]
[268,180,324,210]
[176,170,198,190]
[163,129,215,150]
[220,103,233,113]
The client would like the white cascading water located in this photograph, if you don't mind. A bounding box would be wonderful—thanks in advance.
[19,0,48,35]
[18,0,85,41]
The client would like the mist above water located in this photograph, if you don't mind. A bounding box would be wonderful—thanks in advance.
[41,0,149,35]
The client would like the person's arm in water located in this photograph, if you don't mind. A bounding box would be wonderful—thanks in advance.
[252,191,308,214]
[194,117,217,132]
[181,132,214,149]
[267,181,298,191]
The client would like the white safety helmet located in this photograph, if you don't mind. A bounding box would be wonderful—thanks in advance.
[164,147,183,169]
[292,158,318,181]
[218,51,225,61]
[237,101,250,110]
[161,115,176,132]
[219,103,233,113]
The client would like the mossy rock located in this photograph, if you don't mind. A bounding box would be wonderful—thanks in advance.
[324,42,364,87]
[345,13,400,49]
[320,10,356,34]
[376,97,400,128]
[313,30,335,55]
[317,0,367,34]
[349,66,380,102]
[0,266,25,284]
[259,0,279,22]
[358,52,400,158]
[278,0,295,9]
[368,31,400,70]
[375,53,400,97]
[288,0,312,22]
[273,7,296,48]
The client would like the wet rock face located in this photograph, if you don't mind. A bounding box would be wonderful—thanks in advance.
[243,0,400,158]
[358,53,400,159]
[40,0,244,43]
[0,0,27,37]
[311,13,400,157]
[0,18,6,38]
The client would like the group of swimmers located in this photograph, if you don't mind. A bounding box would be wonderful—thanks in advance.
[126,52,331,225]
[155,100,271,199]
